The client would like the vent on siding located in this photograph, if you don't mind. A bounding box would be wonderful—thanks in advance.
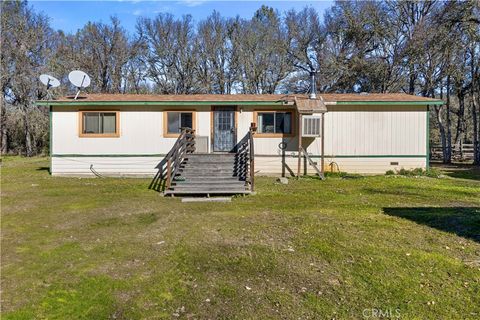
[302,116,322,137]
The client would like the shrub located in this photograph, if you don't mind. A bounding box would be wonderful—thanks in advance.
[424,168,441,178]
[386,168,441,178]
[325,171,348,178]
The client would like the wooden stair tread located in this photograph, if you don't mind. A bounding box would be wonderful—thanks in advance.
[166,152,250,196]
[165,190,251,195]
[173,181,245,185]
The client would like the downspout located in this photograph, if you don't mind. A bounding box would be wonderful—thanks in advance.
[321,112,325,175]
[426,106,430,170]
[49,105,52,175]
[297,107,302,179]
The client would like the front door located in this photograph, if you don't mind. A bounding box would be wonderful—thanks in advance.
[213,106,236,152]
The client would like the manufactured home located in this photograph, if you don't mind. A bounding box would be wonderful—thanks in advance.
[37,93,442,194]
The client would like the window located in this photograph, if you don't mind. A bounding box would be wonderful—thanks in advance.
[164,111,195,137]
[256,111,293,135]
[302,115,322,137]
[80,111,119,137]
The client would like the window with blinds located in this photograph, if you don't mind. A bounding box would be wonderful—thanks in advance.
[80,111,119,137]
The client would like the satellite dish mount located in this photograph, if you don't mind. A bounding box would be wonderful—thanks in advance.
[39,74,60,99]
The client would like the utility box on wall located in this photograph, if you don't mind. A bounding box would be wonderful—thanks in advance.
[195,136,209,153]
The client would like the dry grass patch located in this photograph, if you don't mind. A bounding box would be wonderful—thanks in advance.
[1,157,479,319]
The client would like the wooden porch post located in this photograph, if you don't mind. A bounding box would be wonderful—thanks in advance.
[166,159,172,189]
[321,112,325,175]
[297,112,302,179]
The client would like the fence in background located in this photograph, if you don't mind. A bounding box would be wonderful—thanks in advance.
[430,143,475,161]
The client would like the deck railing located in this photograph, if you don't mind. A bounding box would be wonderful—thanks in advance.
[299,146,325,179]
[235,124,256,192]
[149,128,196,192]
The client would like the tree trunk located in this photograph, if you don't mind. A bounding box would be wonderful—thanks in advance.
[408,64,415,94]
[473,97,479,165]
[434,105,448,164]
[23,109,33,157]
[454,90,465,146]
[445,75,452,163]
[0,104,8,155]
[471,48,480,165]
[477,80,480,165]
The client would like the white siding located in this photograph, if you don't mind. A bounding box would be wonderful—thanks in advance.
[51,156,162,176]
[52,105,206,155]
[51,104,428,175]
[323,105,427,157]
[51,155,426,176]
[324,156,426,174]
[254,156,426,175]
[237,109,252,143]
[54,106,168,155]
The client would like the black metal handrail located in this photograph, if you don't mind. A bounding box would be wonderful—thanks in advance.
[235,124,256,191]
[149,128,196,192]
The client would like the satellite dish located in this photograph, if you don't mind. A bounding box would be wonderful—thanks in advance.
[68,70,91,100]
[68,70,91,88]
[39,74,60,89]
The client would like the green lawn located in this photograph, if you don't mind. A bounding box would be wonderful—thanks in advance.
[1,157,479,319]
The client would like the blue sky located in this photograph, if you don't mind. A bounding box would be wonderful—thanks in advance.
[30,0,333,34]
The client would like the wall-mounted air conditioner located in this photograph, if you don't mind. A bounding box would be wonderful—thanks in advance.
[302,115,322,137]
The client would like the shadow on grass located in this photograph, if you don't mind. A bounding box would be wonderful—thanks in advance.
[383,207,480,243]
[36,166,50,171]
[431,162,480,181]
[443,167,480,181]
[363,187,421,197]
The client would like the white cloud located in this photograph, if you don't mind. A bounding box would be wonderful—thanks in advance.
[132,9,143,16]
[178,0,208,7]
[154,6,173,14]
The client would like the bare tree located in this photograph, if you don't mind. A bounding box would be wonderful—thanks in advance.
[284,7,323,93]
[137,13,199,94]
[1,0,479,163]
[1,0,54,156]
[196,11,239,94]
[55,17,139,94]
[231,6,291,94]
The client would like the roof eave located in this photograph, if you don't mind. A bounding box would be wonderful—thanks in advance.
[35,100,286,106]
[36,99,445,107]
[335,100,444,106]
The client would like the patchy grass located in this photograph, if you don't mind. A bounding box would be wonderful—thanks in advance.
[432,162,480,181]
[1,156,479,319]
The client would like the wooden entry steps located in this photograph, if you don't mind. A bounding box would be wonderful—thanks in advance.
[150,127,255,196]
[164,153,251,196]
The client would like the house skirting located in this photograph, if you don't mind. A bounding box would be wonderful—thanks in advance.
[50,154,427,177]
